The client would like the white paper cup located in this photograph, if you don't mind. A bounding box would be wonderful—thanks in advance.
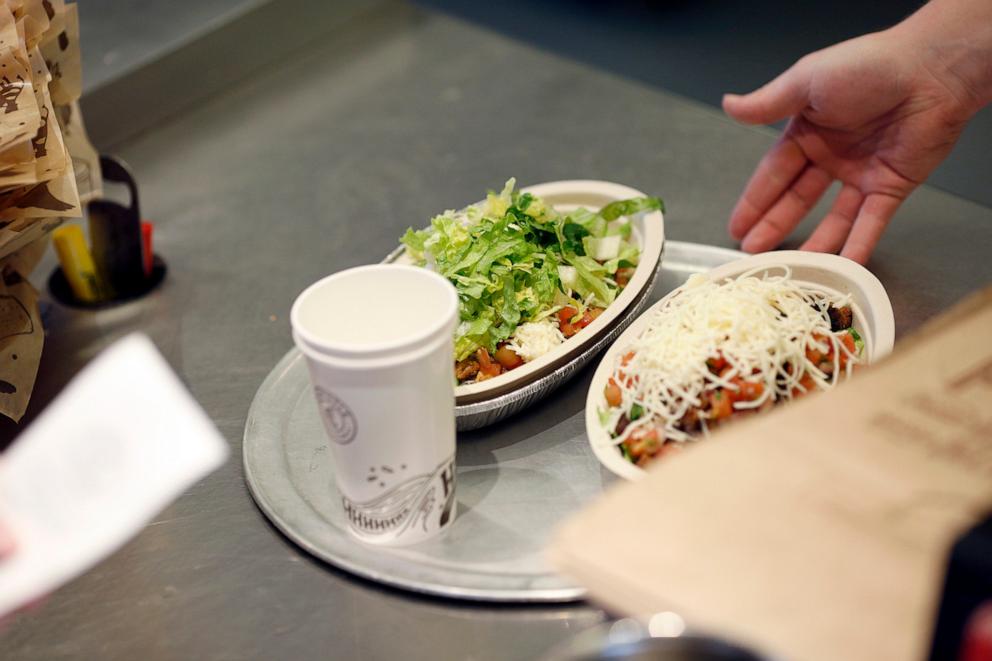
[291,264,459,546]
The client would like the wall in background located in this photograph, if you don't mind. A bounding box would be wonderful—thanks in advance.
[78,0,260,90]
[415,0,992,209]
[74,0,992,208]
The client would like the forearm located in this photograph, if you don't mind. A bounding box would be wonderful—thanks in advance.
[893,0,992,114]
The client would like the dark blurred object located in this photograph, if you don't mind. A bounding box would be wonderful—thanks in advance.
[541,617,769,661]
[929,515,992,661]
[48,155,166,308]
[88,155,144,297]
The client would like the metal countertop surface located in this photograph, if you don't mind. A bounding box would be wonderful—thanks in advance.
[3,4,992,660]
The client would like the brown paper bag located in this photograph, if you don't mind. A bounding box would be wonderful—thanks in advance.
[0,44,41,154]
[56,100,98,202]
[13,0,50,49]
[0,265,42,422]
[39,1,78,107]
[0,213,60,259]
[0,1,85,419]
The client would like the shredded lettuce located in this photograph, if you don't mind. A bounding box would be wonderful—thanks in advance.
[849,328,865,356]
[599,196,664,221]
[400,179,662,361]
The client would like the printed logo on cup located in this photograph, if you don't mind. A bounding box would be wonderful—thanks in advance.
[314,386,358,445]
[343,455,456,538]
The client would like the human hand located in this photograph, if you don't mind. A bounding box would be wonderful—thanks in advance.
[0,519,48,626]
[0,519,12,558]
[723,7,992,264]
[0,520,17,626]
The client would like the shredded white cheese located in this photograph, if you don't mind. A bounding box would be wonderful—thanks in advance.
[611,266,860,444]
[506,318,565,362]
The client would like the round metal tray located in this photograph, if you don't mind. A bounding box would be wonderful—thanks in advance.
[244,241,745,602]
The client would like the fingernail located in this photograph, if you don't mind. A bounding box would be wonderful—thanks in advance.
[740,234,762,253]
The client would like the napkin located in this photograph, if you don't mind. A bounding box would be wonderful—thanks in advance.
[0,334,229,616]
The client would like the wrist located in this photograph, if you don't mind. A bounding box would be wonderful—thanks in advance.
[893,0,992,115]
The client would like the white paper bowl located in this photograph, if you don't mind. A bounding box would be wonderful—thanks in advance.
[586,250,895,481]
[394,180,665,405]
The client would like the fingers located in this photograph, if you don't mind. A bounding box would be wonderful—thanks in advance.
[839,193,902,264]
[0,522,13,557]
[729,134,808,241]
[798,190,901,264]
[739,165,832,253]
[800,185,864,254]
[722,59,810,125]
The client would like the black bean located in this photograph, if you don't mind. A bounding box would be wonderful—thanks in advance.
[614,413,631,437]
[828,305,853,331]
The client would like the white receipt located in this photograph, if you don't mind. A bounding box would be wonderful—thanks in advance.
[0,334,229,615]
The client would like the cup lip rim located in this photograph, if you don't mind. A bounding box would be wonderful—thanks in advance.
[290,264,459,359]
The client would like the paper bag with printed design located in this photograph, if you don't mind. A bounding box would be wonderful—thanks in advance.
[57,100,98,202]
[0,0,94,421]
[0,0,93,263]
[0,261,41,422]
[39,1,79,108]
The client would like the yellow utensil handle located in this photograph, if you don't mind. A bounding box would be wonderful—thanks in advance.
[52,225,107,303]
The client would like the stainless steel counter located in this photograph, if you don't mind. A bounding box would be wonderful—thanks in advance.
[3,3,992,659]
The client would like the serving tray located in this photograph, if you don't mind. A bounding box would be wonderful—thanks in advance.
[244,241,745,602]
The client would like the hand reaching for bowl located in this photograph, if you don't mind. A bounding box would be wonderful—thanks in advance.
[723,0,992,264]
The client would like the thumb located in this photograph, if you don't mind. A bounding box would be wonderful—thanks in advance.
[723,62,810,125]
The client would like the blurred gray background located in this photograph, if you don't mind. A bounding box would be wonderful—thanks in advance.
[78,0,990,207]
[79,0,262,89]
